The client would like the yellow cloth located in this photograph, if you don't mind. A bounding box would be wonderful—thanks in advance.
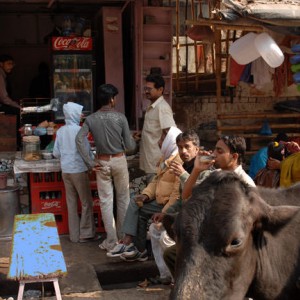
[280,152,300,188]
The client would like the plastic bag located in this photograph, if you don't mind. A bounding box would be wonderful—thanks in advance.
[259,120,272,136]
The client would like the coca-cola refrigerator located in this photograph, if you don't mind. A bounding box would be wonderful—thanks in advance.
[51,36,94,121]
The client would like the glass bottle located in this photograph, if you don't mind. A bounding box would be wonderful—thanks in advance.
[24,124,33,136]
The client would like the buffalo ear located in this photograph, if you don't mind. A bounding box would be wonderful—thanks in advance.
[254,198,300,233]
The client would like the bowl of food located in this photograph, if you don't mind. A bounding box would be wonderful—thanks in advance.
[42,152,53,160]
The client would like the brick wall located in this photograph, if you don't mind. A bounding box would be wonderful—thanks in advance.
[173,95,289,141]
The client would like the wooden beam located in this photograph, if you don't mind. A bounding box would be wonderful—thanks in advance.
[185,19,265,32]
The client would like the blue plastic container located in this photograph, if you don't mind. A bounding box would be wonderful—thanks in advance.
[291,44,300,53]
[290,54,300,65]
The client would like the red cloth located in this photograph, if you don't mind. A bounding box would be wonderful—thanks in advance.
[229,58,246,86]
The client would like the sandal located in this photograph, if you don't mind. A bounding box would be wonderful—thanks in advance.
[148,276,172,285]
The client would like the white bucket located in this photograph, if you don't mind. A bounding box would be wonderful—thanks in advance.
[254,33,284,68]
[229,32,261,65]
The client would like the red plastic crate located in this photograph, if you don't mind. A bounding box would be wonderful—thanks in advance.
[53,211,69,235]
[31,186,67,213]
[30,172,64,188]
[93,209,105,233]
[77,184,100,210]
[31,211,69,235]
[88,171,97,182]
[78,182,105,232]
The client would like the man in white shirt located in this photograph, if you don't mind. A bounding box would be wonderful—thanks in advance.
[183,135,255,202]
[139,74,176,182]
[164,135,255,279]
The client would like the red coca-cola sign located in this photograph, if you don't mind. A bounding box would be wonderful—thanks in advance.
[52,37,93,51]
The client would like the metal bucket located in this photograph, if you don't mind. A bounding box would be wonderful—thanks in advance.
[0,172,8,189]
[0,185,20,240]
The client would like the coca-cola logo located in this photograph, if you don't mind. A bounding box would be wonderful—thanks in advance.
[52,37,93,51]
[42,201,61,209]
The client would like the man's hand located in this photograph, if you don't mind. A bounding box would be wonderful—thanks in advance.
[194,149,215,172]
[92,163,102,172]
[134,194,150,205]
[286,141,300,154]
[92,163,110,172]
[152,212,165,223]
[169,160,185,176]
[132,131,141,141]
[267,157,281,170]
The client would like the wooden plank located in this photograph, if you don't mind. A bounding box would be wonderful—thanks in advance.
[217,133,300,139]
[8,213,67,280]
[0,115,17,151]
[0,137,16,151]
[217,112,300,120]
[241,133,300,139]
[218,124,300,131]
[0,115,16,136]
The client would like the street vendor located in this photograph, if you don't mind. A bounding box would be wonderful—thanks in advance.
[0,54,21,113]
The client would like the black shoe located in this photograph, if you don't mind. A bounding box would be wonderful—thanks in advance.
[79,234,101,243]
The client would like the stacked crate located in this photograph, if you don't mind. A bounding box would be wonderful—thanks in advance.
[86,171,105,232]
[30,171,105,234]
[78,181,105,233]
[30,172,69,234]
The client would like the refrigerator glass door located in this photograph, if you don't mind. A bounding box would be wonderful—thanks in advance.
[53,54,93,121]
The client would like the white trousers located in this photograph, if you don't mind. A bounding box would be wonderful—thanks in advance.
[149,222,175,279]
[96,155,130,249]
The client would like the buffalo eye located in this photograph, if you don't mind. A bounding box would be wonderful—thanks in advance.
[230,238,242,247]
[224,237,243,256]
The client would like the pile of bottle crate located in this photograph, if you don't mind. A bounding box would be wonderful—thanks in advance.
[30,172,68,234]
[30,171,105,234]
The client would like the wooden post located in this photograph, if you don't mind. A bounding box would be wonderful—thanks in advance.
[175,0,180,91]
[190,0,199,90]
[214,28,222,114]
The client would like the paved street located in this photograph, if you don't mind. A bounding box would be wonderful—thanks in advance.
[0,235,171,299]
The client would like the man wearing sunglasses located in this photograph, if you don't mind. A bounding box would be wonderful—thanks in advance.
[138,73,176,183]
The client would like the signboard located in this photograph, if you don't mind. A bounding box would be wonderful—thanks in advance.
[52,36,93,51]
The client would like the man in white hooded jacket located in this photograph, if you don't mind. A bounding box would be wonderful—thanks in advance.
[53,102,96,243]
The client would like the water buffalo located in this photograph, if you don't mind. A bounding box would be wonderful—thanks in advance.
[172,171,300,300]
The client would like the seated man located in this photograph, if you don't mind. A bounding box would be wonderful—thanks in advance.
[280,152,300,187]
[182,135,255,200]
[254,141,285,188]
[267,140,300,188]
[107,126,182,261]
[248,133,288,179]
[164,135,255,278]
[148,129,200,284]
